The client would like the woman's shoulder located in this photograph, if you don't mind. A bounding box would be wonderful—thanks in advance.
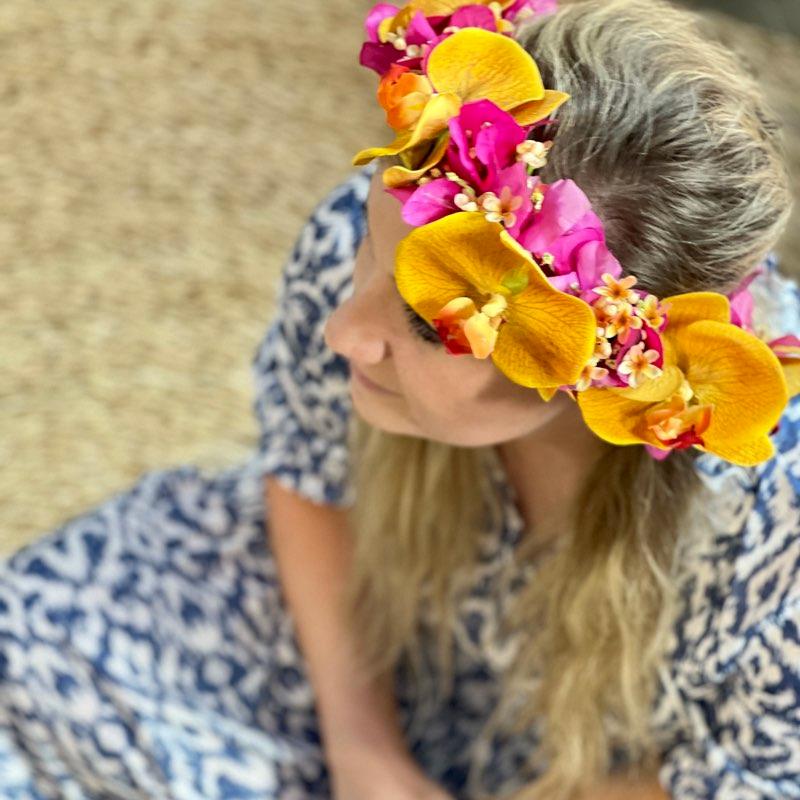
[247,164,376,508]
[670,256,800,674]
[656,374,800,793]
[691,253,800,547]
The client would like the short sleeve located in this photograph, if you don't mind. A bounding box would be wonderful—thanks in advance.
[248,163,376,507]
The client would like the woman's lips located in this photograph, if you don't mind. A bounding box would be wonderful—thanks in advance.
[350,364,400,396]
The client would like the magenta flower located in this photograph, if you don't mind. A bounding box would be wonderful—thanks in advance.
[358,0,562,77]
[448,4,500,30]
[395,177,463,225]
[447,99,529,190]
[359,2,506,77]
[503,0,560,23]
[645,443,672,461]
[359,4,439,75]
[518,179,623,301]
[392,100,538,229]
[727,263,765,331]
[365,3,400,41]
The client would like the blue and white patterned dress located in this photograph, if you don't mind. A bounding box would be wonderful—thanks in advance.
[1,163,799,800]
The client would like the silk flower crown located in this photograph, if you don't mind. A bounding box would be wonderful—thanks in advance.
[351,0,800,467]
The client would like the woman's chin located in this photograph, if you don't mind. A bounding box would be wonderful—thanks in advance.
[351,389,412,436]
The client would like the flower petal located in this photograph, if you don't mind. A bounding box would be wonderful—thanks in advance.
[769,334,800,401]
[696,432,775,466]
[491,230,597,387]
[450,4,498,31]
[353,131,413,165]
[381,132,451,187]
[464,312,500,358]
[399,176,462,225]
[426,28,544,110]
[777,357,800,399]
[512,90,570,125]
[352,92,461,166]
[520,179,595,254]
[365,3,400,42]
[577,389,653,446]
[610,362,684,403]
[660,291,730,333]
[410,0,496,15]
[395,212,514,321]
[672,319,788,465]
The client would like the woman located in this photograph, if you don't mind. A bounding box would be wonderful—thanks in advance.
[1,0,799,798]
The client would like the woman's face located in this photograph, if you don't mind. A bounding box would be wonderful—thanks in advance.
[324,165,586,447]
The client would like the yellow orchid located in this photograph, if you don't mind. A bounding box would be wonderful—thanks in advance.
[353,28,569,188]
[394,212,597,388]
[576,292,790,466]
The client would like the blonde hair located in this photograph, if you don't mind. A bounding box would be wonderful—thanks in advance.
[341,1,793,797]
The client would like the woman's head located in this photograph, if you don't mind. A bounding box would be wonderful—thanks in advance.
[324,161,599,450]
[326,0,792,459]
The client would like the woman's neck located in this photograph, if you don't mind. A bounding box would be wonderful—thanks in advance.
[496,405,608,550]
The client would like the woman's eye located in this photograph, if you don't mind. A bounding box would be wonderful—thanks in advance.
[403,303,440,344]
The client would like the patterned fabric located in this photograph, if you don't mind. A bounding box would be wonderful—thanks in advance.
[1,163,799,799]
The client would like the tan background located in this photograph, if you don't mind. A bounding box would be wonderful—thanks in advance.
[1,1,798,554]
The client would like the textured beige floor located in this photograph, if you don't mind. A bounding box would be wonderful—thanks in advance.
[1,1,798,554]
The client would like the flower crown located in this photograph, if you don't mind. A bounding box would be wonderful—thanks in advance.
[351,0,800,467]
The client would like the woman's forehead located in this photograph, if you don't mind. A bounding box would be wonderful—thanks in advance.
[367,170,412,245]
[368,167,393,210]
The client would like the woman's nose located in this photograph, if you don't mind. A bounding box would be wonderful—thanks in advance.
[324,290,390,366]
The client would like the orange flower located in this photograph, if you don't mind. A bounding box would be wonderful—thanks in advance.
[377,64,434,132]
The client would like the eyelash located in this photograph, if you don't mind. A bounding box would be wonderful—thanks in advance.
[403,303,441,344]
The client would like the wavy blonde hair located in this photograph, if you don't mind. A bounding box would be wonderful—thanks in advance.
[340,1,793,797]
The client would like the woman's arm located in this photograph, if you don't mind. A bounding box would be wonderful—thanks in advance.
[265,475,408,764]
[266,477,455,799]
